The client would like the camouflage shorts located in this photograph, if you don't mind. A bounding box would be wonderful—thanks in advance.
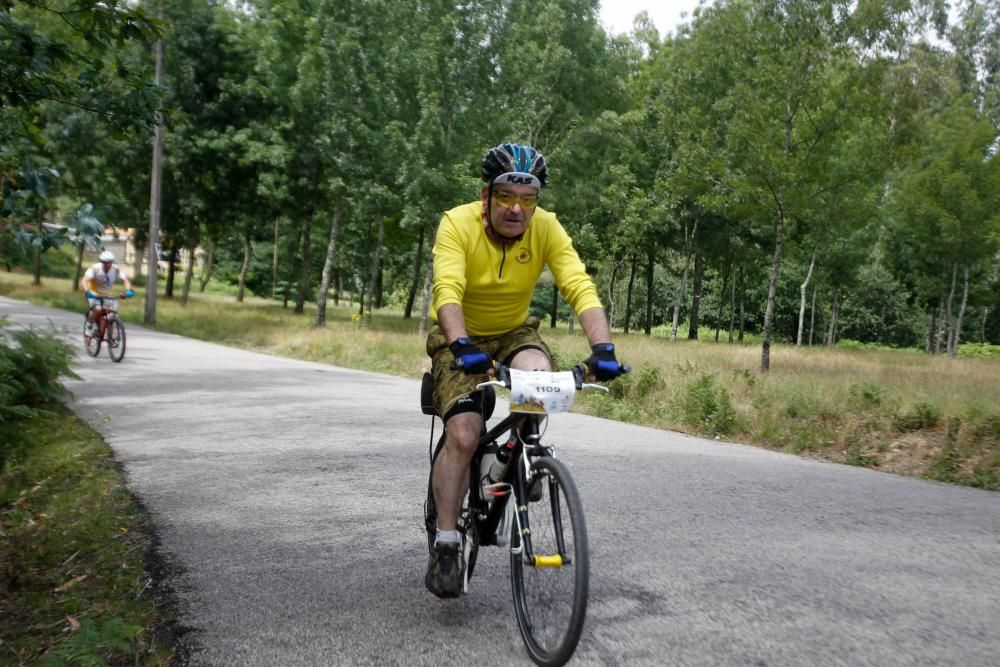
[426,318,552,419]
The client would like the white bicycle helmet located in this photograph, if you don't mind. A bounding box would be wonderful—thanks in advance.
[99,250,114,263]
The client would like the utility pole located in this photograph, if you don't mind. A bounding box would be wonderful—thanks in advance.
[145,5,164,325]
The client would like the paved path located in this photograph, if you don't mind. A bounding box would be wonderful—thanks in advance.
[3,295,999,666]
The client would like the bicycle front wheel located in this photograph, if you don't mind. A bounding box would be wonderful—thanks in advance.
[107,319,126,362]
[84,318,101,357]
[510,457,589,666]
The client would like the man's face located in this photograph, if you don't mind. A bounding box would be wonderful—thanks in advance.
[483,183,539,239]
[101,261,112,271]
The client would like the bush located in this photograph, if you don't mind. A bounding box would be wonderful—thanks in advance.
[894,402,941,432]
[957,343,1000,358]
[849,382,884,409]
[678,373,738,436]
[0,325,79,469]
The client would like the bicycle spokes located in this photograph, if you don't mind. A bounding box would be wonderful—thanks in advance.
[510,457,589,666]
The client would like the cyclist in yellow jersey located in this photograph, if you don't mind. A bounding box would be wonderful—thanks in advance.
[424,143,626,599]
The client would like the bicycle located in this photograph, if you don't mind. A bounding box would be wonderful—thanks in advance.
[422,361,624,666]
[84,294,129,362]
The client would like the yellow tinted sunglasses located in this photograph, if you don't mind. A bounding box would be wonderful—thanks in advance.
[493,190,539,210]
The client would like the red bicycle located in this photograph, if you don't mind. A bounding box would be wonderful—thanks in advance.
[84,295,129,362]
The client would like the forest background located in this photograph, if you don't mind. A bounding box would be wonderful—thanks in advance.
[2,0,998,364]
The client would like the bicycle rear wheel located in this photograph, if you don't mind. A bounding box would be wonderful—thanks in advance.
[106,318,126,362]
[84,317,101,357]
[510,457,589,666]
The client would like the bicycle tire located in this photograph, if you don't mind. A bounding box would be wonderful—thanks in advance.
[84,317,101,357]
[107,318,126,362]
[425,436,444,555]
[510,456,589,667]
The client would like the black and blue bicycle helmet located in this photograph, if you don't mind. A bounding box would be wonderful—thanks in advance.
[481,143,549,189]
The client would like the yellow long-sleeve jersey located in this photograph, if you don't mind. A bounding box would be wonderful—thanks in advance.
[431,201,602,336]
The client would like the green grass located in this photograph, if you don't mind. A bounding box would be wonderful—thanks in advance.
[2,268,999,490]
[0,408,175,666]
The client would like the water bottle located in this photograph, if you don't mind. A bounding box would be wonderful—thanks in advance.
[479,448,497,494]
[480,436,515,502]
[488,436,516,484]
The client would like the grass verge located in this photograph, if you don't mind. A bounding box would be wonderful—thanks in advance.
[0,408,178,666]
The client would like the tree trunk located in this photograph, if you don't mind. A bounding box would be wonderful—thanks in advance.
[73,242,86,292]
[728,263,737,343]
[333,268,341,306]
[295,207,315,314]
[687,249,703,340]
[809,287,817,346]
[607,258,622,329]
[738,265,746,343]
[32,215,43,285]
[133,238,145,284]
[366,216,385,316]
[925,304,936,354]
[199,240,214,292]
[237,230,251,303]
[934,294,946,354]
[283,223,304,309]
[550,284,558,328]
[715,258,731,342]
[165,245,177,298]
[418,254,433,337]
[797,247,817,346]
[644,247,654,335]
[825,288,840,347]
[671,221,697,341]
[418,220,438,336]
[404,223,425,319]
[944,263,957,355]
[180,247,195,306]
[315,204,343,327]
[144,5,164,326]
[624,254,637,334]
[980,306,989,343]
[761,210,785,371]
[271,216,280,299]
[949,265,969,358]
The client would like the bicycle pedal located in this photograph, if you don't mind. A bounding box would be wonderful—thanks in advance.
[533,554,564,568]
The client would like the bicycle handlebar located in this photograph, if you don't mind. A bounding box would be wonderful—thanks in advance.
[458,361,630,392]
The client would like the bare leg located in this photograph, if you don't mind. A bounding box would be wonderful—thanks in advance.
[431,411,481,532]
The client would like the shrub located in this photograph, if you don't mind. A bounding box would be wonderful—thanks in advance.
[894,402,941,432]
[0,325,79,469]
[0,326,79,409]
[957,343,1000,359]
[849,382,884,409]
[678,373,738,436]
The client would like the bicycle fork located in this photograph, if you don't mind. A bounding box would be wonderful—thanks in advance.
[509,419,571,569]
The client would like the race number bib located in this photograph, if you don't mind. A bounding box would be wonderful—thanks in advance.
[508,369,577,414]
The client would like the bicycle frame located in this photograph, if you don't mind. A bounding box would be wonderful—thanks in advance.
[466,368,601,566]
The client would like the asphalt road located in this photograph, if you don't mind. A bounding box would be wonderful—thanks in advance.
[3,295,999,666]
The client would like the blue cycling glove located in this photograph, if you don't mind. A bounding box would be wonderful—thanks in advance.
[85,290,96,299]
[125,289,135,298]
[585,343,623,381]
[449,337,492,375]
